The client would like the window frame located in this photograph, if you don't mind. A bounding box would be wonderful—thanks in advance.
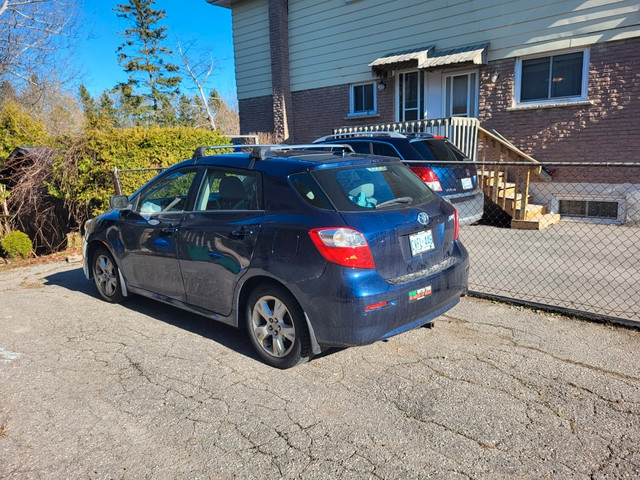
[443,69,479,118]
[348,81,377,117]
[514,48,590,107]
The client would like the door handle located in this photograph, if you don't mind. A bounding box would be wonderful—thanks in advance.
[231,227,253,238]
[160,226,179,236]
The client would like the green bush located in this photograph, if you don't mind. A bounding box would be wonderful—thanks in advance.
[1,230,33,259]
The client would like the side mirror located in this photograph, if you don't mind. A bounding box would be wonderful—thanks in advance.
[109,195,131,211]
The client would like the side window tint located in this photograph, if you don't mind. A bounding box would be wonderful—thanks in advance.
[195,169,260,211]
[137,169,197,214]
[372,142,401,158]
[289,172,333,209]
[346,141,372,154]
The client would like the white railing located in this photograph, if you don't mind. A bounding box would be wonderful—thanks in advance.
[332,117,480,161]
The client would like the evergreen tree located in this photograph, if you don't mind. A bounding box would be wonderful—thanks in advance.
[79,85,98,127]
[113,0,181,125]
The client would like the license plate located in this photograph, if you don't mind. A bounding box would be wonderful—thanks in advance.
[409,230,435,256]
[461,177,473,190]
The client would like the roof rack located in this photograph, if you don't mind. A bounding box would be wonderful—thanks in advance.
[314,131,437,143]
[192,144,354,161]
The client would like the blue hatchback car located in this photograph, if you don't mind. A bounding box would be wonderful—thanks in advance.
[83,145,469,368]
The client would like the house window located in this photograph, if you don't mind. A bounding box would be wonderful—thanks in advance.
[558,199,621,221]
[349,82,376,116]
[444,71,478,117]
[516,50,588,105]
[397,71,423,121]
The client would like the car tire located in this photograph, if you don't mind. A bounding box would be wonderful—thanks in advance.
[246,284,311,369]
[92,247,125,303]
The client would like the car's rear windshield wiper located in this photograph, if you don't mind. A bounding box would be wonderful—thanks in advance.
[375,196,413,209]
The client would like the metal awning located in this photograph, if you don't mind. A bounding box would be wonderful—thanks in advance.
[370,43,488,73]
[368,46,435,72]
[421,43,488,69]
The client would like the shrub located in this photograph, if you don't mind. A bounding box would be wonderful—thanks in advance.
[1,230,33,259]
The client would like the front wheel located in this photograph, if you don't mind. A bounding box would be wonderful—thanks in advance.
[246,285,311,369]
[92,247,125,303]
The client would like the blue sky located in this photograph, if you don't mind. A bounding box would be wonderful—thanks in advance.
[76,1,237,104]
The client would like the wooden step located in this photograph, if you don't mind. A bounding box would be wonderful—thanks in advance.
[513,203,547,220]
[511,212,561,230]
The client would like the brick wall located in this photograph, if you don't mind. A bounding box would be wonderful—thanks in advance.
[290,78,397,142]
[479,37,640,183]
[238,95,274,135]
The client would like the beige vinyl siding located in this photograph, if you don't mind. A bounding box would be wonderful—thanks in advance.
[232,0,272,99]
[287,0,640,92]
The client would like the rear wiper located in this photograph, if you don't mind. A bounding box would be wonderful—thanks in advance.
[375,196,413,209]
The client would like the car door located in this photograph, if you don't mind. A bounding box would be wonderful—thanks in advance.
[177,167,264,316]
[118,168,199,301]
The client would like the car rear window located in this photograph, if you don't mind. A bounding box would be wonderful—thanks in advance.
[311,162,436,211]
[411,139,467,162]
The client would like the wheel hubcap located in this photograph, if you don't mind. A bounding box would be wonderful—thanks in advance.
[250,296,295,358]
[95,255,118,297]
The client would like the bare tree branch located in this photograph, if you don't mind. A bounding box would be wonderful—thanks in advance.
[177,40,216,130]
[0,0,78,87]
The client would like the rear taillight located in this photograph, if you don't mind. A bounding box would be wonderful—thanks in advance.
[409,166,443,192]
[453,207,459,240]
[309,227,375,269]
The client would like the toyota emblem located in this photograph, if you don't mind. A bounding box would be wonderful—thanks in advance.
[417,212,429,225]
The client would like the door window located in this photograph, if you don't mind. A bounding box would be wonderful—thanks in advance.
[398,71,423,121]
[444,72,477,117]
[194,168,260,211]
[137,169,197,214]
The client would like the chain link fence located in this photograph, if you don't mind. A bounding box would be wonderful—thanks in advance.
[459,161,640,325]
[114,160,640,325]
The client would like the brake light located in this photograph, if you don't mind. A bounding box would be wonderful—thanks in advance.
[409,166,443,192]
[453,207,459,241]
[309,227,375,269]
[432,135,445,139]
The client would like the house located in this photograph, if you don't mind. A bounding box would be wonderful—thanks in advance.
[207,0,640,224]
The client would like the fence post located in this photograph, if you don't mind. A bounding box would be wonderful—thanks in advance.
[113,167,122,196]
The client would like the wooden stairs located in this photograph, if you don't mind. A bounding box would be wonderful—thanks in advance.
[477,128,560,230]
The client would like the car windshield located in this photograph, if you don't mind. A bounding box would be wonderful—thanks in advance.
[411,139,467,162]
[311,162,436,211]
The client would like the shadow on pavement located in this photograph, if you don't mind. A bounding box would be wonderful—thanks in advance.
[43,266,259,364]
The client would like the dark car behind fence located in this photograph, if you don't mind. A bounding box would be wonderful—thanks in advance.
[113,161,640,326]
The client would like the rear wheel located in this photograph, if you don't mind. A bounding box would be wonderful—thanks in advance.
[92,247,124,303]
[246,285,311,369]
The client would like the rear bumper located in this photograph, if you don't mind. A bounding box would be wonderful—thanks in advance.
[297,243,469,348]
[446,188,484,226]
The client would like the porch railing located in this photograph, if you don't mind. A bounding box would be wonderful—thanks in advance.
[333,117,480,161]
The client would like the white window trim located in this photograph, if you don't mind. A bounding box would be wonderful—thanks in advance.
[394,69,425,122]
[514,48,590,108]
[442,69,479,118]
[550,194,625,225]
[348,81,377,118]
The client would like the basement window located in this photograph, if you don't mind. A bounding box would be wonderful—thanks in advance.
[558,199,622,223]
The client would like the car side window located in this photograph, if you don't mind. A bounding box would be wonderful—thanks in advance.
[289,172,333,209]
[345,141,372,154]
[137,169,197,214]
[194,168,260,211]
[371,142,401,158]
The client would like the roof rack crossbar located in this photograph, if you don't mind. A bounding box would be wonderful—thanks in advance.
[192,144,355,161]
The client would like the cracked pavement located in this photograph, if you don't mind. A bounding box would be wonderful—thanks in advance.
[0,261,639,479]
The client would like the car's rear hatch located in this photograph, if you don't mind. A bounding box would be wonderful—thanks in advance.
[310,160,460,282]
[408,138,478,196]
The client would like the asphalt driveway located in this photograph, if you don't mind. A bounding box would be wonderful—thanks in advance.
[1,261,639,479]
